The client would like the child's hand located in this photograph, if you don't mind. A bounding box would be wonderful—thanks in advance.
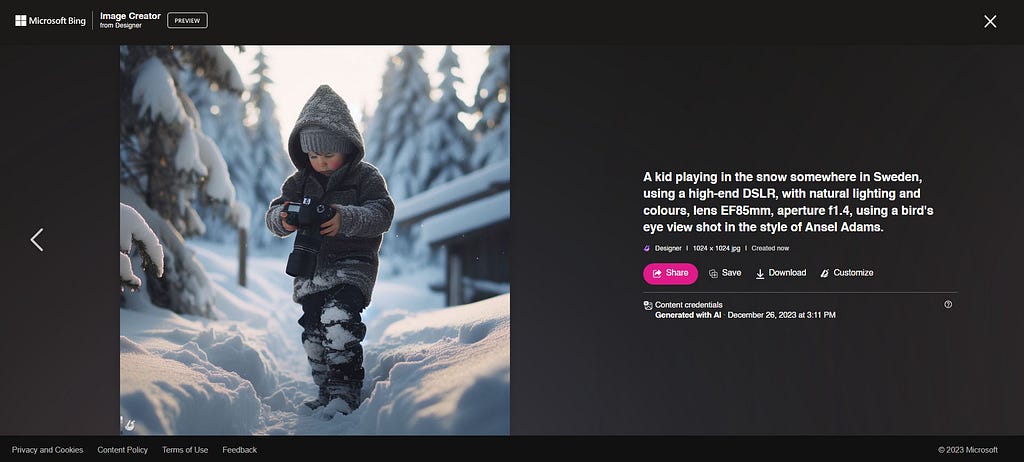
[320,211,341,237]
[279,201,298,232]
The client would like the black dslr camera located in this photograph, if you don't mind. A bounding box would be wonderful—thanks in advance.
[284,197,336,277]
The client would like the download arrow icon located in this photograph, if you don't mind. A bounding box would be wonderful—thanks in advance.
[30,228,43,252]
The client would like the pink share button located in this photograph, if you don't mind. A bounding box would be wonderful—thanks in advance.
[644,263,699,285]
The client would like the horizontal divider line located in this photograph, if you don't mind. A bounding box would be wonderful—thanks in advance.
[642,291,959,294]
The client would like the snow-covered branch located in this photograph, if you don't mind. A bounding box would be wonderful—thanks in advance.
[120,203,164,291]
[132,56,186,124]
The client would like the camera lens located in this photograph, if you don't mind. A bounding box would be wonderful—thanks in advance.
[286,227,322,277]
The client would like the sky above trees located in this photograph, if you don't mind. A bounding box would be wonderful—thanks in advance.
[225,46,489,141]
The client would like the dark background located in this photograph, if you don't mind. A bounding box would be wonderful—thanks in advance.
[0,45,115,435]
[0,14,1022,449]
[514,46,1024,434]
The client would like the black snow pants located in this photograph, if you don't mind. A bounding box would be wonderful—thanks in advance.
[299,284,367,410]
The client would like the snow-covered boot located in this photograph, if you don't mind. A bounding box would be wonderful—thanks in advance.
[299,387,331,414]
[324,379,363,415]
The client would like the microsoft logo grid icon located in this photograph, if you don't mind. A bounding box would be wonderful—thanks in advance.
[15,14,26,27]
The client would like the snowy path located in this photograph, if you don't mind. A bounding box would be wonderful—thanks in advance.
[120,241,509,435]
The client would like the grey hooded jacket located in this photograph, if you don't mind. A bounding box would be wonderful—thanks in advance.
[266,85,395,304]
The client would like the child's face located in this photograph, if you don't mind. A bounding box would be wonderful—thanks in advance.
[307,151,345,175]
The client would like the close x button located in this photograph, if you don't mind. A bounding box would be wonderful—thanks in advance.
[167,12,208,29]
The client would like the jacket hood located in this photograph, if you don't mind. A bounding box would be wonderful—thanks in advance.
[287,85,365,173]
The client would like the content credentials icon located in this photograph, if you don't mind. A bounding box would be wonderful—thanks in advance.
[644,263,698,285]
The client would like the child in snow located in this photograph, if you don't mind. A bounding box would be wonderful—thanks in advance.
[266,85,394,415]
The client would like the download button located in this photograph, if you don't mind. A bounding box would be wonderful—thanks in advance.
[644,263,698,285]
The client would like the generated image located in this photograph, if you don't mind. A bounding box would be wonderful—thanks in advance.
[119,45,510,434]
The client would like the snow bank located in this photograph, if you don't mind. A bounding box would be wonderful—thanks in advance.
[357,294,510,434]
[120,240,508,435]
[120,336,263,435]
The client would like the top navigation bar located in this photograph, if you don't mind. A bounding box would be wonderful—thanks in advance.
[11,10,202,32]
[2,4,1024,44]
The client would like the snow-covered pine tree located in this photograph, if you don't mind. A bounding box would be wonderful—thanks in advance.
[364,56,398,175]
[119,45,245,318]
[181,49,253,246]
[420,46,472,190]
[244,47,292,249]
[362,47,434,273]
[470,45,510,170]
[373,46,433,201]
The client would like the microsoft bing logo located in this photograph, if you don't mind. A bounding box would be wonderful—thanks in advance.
[15,14,27,27]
